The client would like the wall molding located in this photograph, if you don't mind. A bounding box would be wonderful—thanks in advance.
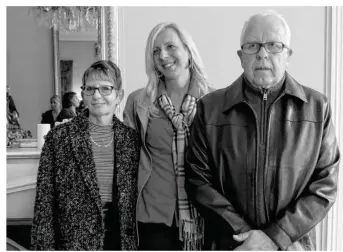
[7,176,37,194]
[317,6,343,251]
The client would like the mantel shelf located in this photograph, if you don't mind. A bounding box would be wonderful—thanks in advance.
[6,148,41,160]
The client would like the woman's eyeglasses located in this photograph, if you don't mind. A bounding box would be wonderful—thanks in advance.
[81,85,117,96]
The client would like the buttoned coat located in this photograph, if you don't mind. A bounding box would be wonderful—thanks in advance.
[30,111,140,250]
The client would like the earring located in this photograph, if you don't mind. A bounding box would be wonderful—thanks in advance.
[188,58,194,70]
[155,70,163,79]
[114,104,120,117]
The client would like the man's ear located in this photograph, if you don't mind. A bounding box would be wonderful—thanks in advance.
[237,50,244,68]
[285,48,293,66]
[287,48,293,57]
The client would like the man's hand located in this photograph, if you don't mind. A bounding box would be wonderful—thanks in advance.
[233,230,279,250]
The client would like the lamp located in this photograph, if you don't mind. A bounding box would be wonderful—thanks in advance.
[29,6,99,32]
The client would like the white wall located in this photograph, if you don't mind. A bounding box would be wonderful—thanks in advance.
[7,7,54,138]
[118,7,326,112]
[59,41,97,99]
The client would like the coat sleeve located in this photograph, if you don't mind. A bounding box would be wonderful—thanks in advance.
[263,101,340,250]
[123,93,137,130]
[30,130,57,250]
[185,99,252,234]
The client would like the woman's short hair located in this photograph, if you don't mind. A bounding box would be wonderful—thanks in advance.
[62,92,76,109]
[82,60,122,90]
[144,21,210,116]
[50,95,60,103]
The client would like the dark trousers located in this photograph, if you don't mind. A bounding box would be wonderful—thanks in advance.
[138,221,182,250]
[103,202,121,250]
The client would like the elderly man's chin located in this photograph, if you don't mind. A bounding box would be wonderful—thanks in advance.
[251,76,277,88]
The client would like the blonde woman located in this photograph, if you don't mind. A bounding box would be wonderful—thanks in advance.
[123,22,215,250]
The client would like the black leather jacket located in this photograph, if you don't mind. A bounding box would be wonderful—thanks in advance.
[186,73,340,250]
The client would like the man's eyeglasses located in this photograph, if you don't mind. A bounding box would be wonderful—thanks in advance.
[81,85,117,96]
[241,42,289,55]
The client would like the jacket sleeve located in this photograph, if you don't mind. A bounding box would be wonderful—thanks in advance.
[185,99,252,234]
[263,102,340,251]
[123,93,136,130]
[30,130,57,250]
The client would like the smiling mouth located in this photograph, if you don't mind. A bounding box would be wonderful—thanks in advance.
[162,62,174,69]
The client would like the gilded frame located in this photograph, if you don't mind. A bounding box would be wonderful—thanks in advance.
[52,6,117,96]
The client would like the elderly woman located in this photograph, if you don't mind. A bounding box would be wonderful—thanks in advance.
[123,22,215,250]
[56,91,80,122]
[31,60,140,250]
[41,95,61,128]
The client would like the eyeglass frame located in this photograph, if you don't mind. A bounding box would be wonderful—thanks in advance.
[240,42,290,55]
[81,85,118,96]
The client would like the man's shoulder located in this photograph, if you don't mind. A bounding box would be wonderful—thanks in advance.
[286,73,329,105]
[201,87,228,104]
[301,85,329,104]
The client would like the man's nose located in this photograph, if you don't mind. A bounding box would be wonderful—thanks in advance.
[256,45,269,60]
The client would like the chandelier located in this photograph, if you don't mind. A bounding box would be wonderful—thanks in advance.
[29,6,99,32]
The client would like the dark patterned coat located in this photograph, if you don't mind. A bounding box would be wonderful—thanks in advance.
[30,111,140,250]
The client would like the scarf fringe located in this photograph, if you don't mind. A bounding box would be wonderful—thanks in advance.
[179,217,205,250]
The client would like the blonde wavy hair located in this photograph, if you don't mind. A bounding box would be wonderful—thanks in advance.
[143,22,211,117]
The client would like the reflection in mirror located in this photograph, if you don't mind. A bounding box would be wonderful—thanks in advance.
[58,26,99,99]
[52,7,119,115]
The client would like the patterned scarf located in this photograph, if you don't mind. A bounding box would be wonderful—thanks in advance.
[158,87,204,250]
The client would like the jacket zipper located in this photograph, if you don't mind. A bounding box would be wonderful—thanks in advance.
[255,89,268,225]
[261,89,268,144]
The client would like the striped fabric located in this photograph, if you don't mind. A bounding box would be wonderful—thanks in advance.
[158,90,204,250]
[89,121,114,204]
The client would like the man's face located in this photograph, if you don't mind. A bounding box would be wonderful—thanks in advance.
[237,15,292,88]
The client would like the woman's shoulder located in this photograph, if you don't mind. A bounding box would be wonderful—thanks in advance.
[115,117,138,136]
[208,85,216,93]
[127,88,146,102]
[42,110,53,117]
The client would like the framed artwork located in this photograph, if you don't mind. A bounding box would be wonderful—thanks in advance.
[60,60,73,97]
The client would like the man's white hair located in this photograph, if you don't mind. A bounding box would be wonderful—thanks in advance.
[240,10,291,47]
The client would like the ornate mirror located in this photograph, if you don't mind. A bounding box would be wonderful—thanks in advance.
[51,6,118,98]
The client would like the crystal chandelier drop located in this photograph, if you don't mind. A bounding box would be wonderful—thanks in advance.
[29,6,99,32]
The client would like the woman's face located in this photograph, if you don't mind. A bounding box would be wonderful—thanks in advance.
[50,98,61,112]
[70,95,80,108]
[153,28,190,81]
[82,79,122,119]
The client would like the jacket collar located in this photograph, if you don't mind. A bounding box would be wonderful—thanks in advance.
[223,71,307,112]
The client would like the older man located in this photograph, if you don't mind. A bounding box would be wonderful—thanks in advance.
[185,10,340,250]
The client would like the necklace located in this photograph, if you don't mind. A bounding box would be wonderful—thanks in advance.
[90,134,114,148]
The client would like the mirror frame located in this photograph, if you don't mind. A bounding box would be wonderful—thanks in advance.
[52,6,117,96]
